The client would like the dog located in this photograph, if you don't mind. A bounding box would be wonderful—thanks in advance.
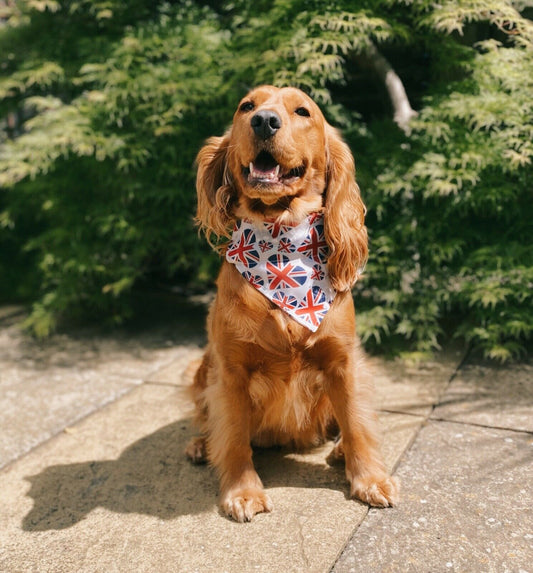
[186,85,399,522]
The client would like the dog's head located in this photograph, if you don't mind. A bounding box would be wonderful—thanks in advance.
[196,85,368,291]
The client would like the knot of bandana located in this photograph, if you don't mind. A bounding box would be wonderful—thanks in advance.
[226,212,336,331]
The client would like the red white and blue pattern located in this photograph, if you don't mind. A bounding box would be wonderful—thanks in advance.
[278,237,296,254]
[295,286,329,329]
[258,239,273,253]
[266,254,308,289]
[311,263,325,281]
[226,226,260,268]
[243,271,264,289]
[297,224,328,262]
[271,291,299,312]
[226,212,336,331]
[265,220,291,239]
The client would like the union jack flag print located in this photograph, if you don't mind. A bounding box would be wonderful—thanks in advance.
[265,220,291,239]
[297,224,328,263]
[266,254,308,290]
[226,212,336,331]
[243,271,264,289]
[258,239,273,253]
[272,291,298,312]
[226,227,260,268]
[295,286,329,329]
[311,263,325,281]
[278,237,296,254]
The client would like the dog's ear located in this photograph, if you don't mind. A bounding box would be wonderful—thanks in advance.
[324,125,368,292]
[195,130,236,246]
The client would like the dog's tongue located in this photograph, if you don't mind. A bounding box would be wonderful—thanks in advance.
[249,162,280,181]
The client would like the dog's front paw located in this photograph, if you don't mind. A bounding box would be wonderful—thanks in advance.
[221,487,273,522]
[350,474,400,508]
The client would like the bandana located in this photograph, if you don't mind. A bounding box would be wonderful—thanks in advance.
[226,212,336,331]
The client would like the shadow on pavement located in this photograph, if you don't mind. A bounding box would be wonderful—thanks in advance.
[22,420,348,531]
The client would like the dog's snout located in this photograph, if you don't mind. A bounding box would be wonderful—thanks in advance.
[251,110,282,139]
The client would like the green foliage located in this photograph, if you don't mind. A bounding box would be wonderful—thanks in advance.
[1,1,231,334]
[356,14,533,361]
[1,0,532,360]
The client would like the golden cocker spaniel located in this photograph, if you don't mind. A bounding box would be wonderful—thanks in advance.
[187,85,399,522]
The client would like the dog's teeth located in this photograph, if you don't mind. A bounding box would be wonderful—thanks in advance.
[248,161,281,181]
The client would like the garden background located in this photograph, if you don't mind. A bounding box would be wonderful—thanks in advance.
[1,0,532,361]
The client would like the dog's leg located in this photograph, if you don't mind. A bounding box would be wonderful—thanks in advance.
[207,376,273,522]
[325,351,399,507]
[185,435,208,464]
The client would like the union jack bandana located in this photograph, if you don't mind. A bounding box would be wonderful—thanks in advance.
[226,212,336,332]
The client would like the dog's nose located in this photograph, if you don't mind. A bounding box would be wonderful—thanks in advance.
[251,110,282,139]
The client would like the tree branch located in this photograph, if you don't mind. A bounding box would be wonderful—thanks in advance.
[364,42,418,135]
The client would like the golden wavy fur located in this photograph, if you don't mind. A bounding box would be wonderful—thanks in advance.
[187,86,399,521]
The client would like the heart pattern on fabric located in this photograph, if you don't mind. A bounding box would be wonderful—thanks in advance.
[226,213,336,331]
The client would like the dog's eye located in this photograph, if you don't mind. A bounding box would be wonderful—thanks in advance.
[295,107,310,117]
[239,101,255,113]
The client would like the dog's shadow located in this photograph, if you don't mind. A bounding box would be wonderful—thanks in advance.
[22,420,348,531]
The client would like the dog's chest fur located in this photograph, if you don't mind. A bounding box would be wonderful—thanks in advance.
[246,341,326,432]
[209,262,340,447]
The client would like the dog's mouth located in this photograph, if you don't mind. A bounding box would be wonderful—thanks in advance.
[242,151,306,186]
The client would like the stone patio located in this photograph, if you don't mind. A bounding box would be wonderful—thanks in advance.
[0,302,531,572]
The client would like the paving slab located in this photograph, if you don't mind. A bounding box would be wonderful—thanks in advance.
[370,347,465,417]
[332,420,533,573]
[0,375,424,573]
[0,369,142,469]
[0,319,202,469]
[431,358,533,432]
[145,346,204,386]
